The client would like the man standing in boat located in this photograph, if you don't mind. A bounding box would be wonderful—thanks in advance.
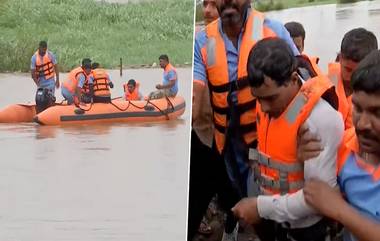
[148,54,178,100]
[30,41,60,96]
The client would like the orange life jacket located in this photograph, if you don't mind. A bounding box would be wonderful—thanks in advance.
[92,68,111,97]
[250,75,337,195]
[62,66,88,94]
[124,81,141,101]
[34,50,55,80]
[328,62,353,129]
[201,10,277,154]
[337,128,380,180]
[81,70,92,95]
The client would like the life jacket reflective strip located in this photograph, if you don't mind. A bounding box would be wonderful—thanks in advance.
[201,10,276,154]
[34,50,55,80]
[250,75,337,195]
[124,81,141,101]
[62,66,87,94]
[328,62,353,129]
[92,68,111,97]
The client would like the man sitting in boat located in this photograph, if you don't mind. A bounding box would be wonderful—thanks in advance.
[30,41,60,97]
[148,54,178,100]
[61,58,94,106]
[124,79,143,101]
[90,62,114,103]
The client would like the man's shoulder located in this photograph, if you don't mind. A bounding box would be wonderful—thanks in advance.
[47,51,56,60]
[169,66,177,74]
[309,97,344,133]
[195,28,208,48]
[31,53,37,61]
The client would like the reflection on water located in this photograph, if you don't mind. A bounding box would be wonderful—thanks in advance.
[0,68,191,241]
[267,0,380,72]
[335,8,354,19]
[368,7,380,15]
[35,125,58,139]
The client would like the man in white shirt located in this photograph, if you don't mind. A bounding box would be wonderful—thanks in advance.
[232,38,344,241]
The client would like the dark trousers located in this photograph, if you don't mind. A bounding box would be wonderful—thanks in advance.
[187,130,240,241]
[93,96,111,103]
[255,219,329,241]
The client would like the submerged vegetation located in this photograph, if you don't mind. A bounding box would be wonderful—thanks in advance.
[0,0,194,72]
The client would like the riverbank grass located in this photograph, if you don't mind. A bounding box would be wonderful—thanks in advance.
[0,0,194,72]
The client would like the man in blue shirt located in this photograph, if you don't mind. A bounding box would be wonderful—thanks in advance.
[30,41,60,96]
[191,0,299,240]
[303,50,380,241]
[61,58,94,106]
[149,54,178,99]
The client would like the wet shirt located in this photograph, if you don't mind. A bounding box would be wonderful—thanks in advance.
[163,64,178,95]
[338,151,380,241]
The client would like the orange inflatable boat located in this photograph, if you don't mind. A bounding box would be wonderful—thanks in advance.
[0,96,185,125]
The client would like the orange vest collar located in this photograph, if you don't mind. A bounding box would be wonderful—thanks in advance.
[164,63,173,72]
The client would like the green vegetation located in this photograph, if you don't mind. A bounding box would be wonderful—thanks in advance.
[0,0,194,72]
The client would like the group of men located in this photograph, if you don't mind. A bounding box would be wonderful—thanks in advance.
[189,1,380,241]
[31,41,178,111]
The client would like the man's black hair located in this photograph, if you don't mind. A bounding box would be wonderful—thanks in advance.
[341,28,378,62]
[247,37,296,88]
[39,41,47,48]
[82,58,92,69]
[159,54,169,62]
[92,62,100,69]
[285,22,305,40]
[351,50,380,94]
[127,79,136,87]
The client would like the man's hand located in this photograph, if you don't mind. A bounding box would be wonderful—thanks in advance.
[55,79,60,89]
[231,197,261,225]
[304,179,344,220]
[297,124,323,162]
